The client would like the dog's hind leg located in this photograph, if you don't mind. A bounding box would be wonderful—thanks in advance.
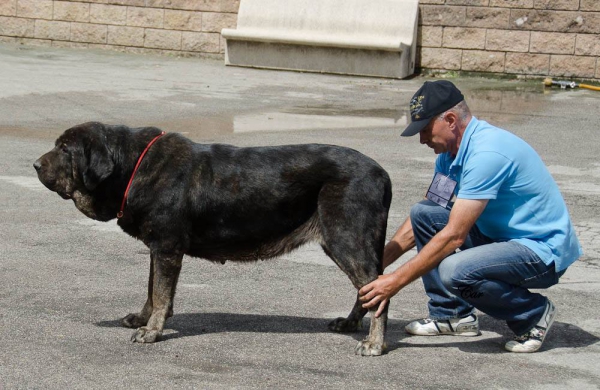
[318,179,391,356]
[323,240,389,356]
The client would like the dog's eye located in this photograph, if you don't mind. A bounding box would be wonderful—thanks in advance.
[60,145,69,153]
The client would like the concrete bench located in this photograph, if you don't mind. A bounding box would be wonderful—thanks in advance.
[221,0,419,79]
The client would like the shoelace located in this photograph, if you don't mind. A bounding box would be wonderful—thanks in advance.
[514,326,545,341]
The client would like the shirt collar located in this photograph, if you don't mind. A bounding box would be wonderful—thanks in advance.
[449,116,479,172]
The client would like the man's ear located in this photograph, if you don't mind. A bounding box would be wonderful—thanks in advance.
[445,111,459,131]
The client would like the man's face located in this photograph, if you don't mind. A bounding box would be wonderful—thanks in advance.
[419,113,457,155]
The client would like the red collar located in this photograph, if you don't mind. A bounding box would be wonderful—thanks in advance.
[117,132,166,219]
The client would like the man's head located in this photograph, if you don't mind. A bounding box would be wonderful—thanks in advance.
[402,80,471,155]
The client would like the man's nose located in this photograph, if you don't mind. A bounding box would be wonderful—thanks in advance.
[33,159,42,171]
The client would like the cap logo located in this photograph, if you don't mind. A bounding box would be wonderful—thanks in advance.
[410,95,425,120]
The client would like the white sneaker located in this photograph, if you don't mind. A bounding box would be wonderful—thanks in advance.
[505,299,556,353]
[405,314,480,336]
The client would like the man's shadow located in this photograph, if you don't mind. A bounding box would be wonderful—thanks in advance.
[385,314,599,354]
[96,312,599,354]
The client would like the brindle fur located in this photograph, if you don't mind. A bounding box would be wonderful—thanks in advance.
[34,122,392,356]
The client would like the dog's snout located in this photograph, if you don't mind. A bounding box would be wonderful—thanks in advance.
[33,159,42,171]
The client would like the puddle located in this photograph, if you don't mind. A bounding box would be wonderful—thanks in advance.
[1,105,407,140]
[3,77,598,142]
[149,106,407,139]
[233,112,407,133]
[147,117,234,139]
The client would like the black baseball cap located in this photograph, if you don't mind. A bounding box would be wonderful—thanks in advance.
[401,80,465,137]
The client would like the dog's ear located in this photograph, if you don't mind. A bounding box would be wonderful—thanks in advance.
[82,141,115,191]
[71,124,115,191]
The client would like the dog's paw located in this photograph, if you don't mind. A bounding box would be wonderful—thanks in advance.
[328,317,362,333]
[121,313,149,328]
[131,327,162,343]
[354,339,386,356]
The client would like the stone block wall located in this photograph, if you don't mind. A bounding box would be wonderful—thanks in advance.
[419,0,600,80]
[0,0,239,57]
[0,0,599,80]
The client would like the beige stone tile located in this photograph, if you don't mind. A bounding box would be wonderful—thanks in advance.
[71,22,108,43]
[107,25,144,46]
[182,31,219,52]
[530,31,575,54]
[34,20,71,40]
[127,6,163,28]
[443,27,486,49]
[144,28,181,49]
[461,50,505,72]
[505,52,549,74]
[90,4,126,25]
[16,0,52,19]
[486,29,530,52]
[54,1,90,22]
[0,0,16,17]
[550,54,596,77]
[0,15,34,37]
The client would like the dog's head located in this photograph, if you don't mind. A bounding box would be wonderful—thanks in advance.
[34,122,116,221]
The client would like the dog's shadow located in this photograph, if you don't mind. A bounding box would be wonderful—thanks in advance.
[96,312,599,354]
[97,311,394,339]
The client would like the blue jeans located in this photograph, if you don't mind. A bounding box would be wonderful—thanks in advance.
[410,200,563,335]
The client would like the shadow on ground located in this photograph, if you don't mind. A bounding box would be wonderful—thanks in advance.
[96,312,599,354]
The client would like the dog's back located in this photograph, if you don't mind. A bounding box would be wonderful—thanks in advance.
[164,142,390,263]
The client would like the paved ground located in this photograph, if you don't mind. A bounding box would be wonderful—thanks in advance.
[0,44,599,389]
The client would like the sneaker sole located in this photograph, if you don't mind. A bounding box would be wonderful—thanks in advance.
[406,329,480,337]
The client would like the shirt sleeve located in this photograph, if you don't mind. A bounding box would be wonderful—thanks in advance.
[458,151,512,200]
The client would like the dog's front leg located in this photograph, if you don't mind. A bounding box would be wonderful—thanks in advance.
[121,255,155,329]
[131,250,183,343]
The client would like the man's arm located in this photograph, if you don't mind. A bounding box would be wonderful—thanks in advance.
[360,198,489,317]
[382,217,415,269]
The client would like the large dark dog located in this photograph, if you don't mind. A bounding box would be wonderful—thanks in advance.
[34,122,392,356]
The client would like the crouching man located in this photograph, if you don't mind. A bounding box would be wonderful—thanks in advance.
[360,80,582,353]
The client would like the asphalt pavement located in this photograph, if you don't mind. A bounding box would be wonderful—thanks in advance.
[0,43,599,389]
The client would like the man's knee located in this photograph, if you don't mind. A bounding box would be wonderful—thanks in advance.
[438,260,460,291]
[438,257,473,291]
[410,200,451,233]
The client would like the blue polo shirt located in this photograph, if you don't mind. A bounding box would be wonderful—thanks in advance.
[435,117,582,272]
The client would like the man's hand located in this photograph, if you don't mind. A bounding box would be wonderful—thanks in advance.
[359,273,403,318]
[361,199,489,318]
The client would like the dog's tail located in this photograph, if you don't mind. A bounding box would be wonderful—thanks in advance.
[382,174,393,211]
[376,171,393,274]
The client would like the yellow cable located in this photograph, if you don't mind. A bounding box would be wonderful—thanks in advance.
[579,84,600,92]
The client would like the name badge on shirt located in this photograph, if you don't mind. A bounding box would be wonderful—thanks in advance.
[426,172,457,208]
